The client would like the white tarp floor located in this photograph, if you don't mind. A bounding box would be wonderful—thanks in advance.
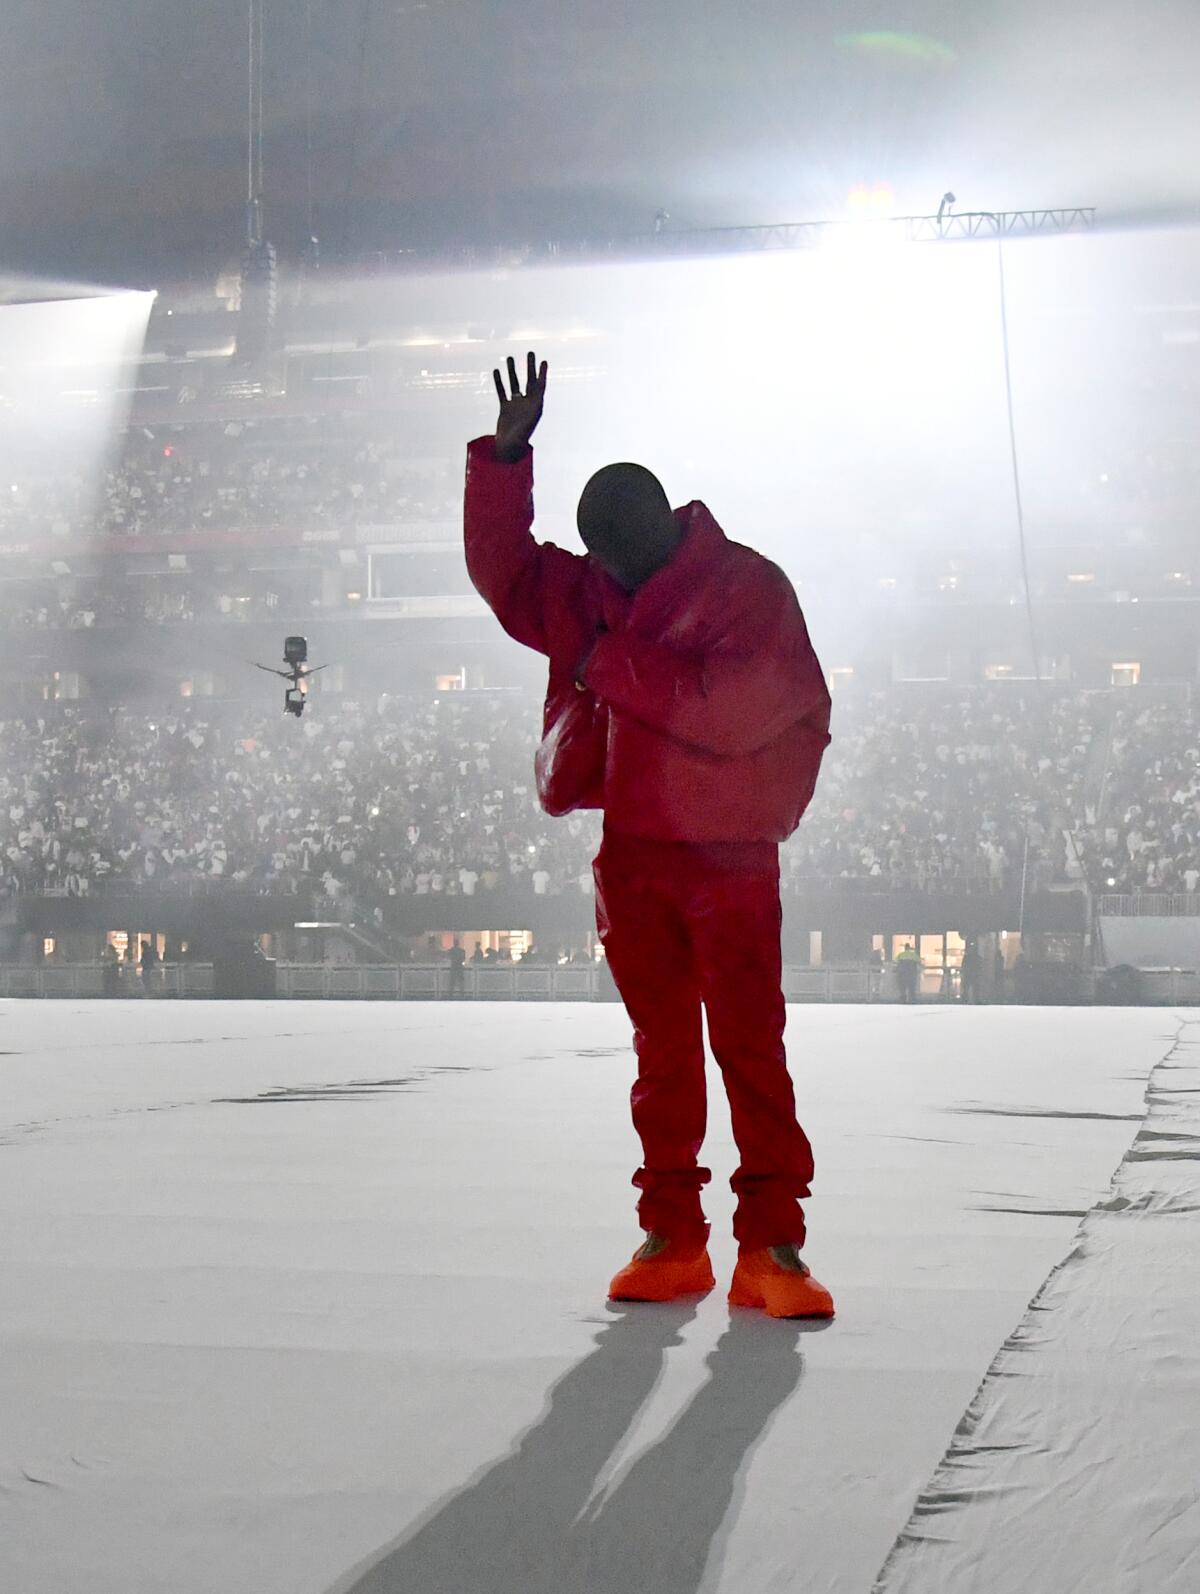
[0,1000,1195,1594]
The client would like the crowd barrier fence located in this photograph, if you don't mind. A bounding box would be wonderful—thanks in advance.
[1097,893,1200,917]
[1,961,891,1001]
[6,962,1200,1004]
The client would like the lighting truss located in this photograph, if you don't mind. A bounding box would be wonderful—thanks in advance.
[334,207,1099,278]
[606,208,1097,258]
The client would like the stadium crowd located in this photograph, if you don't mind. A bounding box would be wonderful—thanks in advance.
[784,688,1093,893]
[0,420,459,545]
[0,418,464,632]
[0,694,599,919]
[1,686,1193,911]
[1075,696,1200,894]
[0,576,319,632]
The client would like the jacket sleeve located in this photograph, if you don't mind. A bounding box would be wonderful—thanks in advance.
[582,565,829,757]
[463,435,586,657]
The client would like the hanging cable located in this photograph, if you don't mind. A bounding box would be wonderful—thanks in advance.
[988,221,1046,942]
[246,0,254,214]
[304,0,317,257]
[341,0,376,260]
[255,0,265,208]
[246,0,265,245]
[993,231,1042,685]
[237,0,276,361]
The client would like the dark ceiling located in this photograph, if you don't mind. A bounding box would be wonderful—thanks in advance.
[3,0,1199,286]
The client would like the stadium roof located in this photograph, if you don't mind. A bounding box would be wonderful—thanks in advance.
[3,0,1200,285]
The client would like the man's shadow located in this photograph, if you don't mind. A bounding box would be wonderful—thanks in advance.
[325,1301,824,1594]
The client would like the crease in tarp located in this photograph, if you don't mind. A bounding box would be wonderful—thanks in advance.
[873,1015,1200,1594]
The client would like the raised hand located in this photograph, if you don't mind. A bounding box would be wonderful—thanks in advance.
[493,351,548,463]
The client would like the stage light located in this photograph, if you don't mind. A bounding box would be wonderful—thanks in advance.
[846,182,895,219]
[815,220,904,279]
[819,201,903,262]
[0,288,154,531]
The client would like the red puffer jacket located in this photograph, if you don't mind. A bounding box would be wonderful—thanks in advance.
[463,435,831,843]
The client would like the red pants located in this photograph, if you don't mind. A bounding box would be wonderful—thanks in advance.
[593,830,814,1253]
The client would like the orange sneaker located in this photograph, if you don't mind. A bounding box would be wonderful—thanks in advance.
[728,1248,835,1319]
[607,1234,716,1302]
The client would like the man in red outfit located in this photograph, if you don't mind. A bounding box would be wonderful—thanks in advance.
[464,352,834,1318]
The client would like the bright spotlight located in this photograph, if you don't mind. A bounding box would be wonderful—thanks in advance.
[819,216,903,262]
[0,287,155,526]
[820,183,902,260]
[846,182,895,219]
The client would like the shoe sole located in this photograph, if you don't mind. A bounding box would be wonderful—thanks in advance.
[727,1280,835,1319]
[609,1274,716,1303]
[607,1256,716,1302]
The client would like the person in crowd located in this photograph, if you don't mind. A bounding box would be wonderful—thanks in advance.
[895,941,921,1003]
[447,936,466,997]
[939,961,955,1002]
[139,936,159,993]
[959,939,983,1004]
[100,940,121,997]
[465,350,834,1319]
[1013,948,1032,1002]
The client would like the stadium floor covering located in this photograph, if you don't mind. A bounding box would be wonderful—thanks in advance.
[0,1000,1197,1594]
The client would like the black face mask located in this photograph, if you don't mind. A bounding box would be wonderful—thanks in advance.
[582,526,679,593]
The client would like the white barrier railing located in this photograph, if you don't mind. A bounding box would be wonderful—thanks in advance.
[14,961,1193,1002]
[0,964,216,999]
[0,961,888,1001]
[1098,893,1200,917]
